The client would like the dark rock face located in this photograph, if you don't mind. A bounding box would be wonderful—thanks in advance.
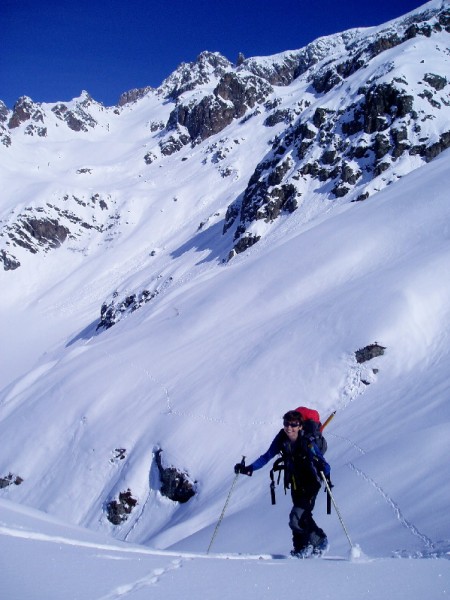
[228,233,261,260]
[6,94,98,135]
[97,290,158,330]
[159,131,191,156]
[360,83,414,134]
[0,473,24,488]
[117,86,154,106]
[0,250,20,271]
[106,489,138,525]
[159,51,232,100]
[96,280,172,330]
[224,163,299,255]
[264,108,293,127]
[3,215,66,256]
[8,96,43,129]
[225,13,450,257]
[6,96,47,138]
[410,130,450,162]
[165,73,272,145]
[355,343,386,363]
[143,150,158,164]
[0,101,8,122]
[22,217,70,248]
[51,102,97,132]
[240,29,361,87]
[311,6,450,95]
[5,94,98,136]
[0,101,11,146]
[3,216,70,260]
[154,449,196,503]
[0,193,116,271]
[110,448,127,463]
[423,73,447,91]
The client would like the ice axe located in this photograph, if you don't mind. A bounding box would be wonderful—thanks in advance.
[320,410,336,433]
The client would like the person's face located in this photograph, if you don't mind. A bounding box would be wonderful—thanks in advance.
[283,418,302,441]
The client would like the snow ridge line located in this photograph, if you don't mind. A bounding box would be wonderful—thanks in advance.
[0,525,274,561]
[347,463,436,552]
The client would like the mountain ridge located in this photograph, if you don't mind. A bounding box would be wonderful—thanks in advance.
[1,0,449,272]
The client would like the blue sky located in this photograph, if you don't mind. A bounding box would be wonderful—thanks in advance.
[2,0,429,108]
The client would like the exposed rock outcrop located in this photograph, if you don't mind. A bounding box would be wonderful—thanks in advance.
[96,276,173,331]
[117,86,154,106]
[158,51,232,100]
[0,472,24,488]
[154,449,196,503]
[2,3,449,267]
[163,71,273,147]
[106,489,138,525]
[355,343,386,363]
[0,193,116,270]
[224,4,450,257]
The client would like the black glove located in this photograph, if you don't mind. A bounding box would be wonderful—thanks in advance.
[234,463,253,476]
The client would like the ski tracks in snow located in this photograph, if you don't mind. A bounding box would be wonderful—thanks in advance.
[347,463,443,557]
[96,557,184,600]
[0,523,186,598]
[335,359,444,557]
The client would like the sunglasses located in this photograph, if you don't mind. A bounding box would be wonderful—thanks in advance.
[283,420,301,428]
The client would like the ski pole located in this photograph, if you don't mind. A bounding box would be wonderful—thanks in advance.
[320,471,354,549]
[207,455,245,554]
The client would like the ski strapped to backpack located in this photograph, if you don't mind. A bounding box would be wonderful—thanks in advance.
[269,407,335,506]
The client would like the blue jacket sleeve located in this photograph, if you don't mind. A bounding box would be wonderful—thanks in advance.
[248,436,281,471]
[308,440,331,478]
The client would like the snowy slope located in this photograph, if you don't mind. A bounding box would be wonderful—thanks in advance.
[1,133,449,557]
[1,497,449,600]
[1,1,450,597]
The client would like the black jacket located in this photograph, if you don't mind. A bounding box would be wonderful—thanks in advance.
[249,429,330,488]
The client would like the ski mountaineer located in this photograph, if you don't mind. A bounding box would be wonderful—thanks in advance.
[234,410,331,558]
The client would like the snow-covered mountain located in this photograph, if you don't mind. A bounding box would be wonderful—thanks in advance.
[1,2,449,595]
[2,0,449,271]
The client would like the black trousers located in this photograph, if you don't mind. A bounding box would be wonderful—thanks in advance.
[288,481,326,550]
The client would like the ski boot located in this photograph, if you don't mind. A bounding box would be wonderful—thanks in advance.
[290,545,314,559]
[311,536,329,557]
